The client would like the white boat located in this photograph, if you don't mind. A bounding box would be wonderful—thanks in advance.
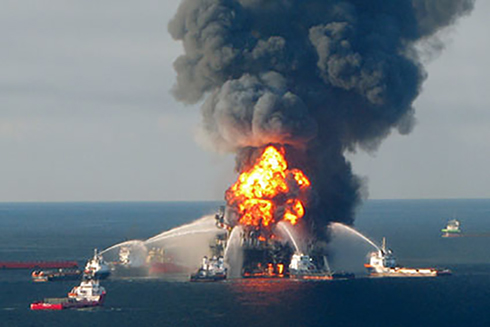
[190,256,227,282]
[289,253,354,280]
[365,238,451,277]
[84,249,111,279]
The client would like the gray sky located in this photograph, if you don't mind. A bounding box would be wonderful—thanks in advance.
[0,0,488,202]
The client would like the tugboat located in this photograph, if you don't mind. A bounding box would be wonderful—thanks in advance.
[442,219,462,237]
[30,277,106,310]
[365,238,451,277]
[32,268,82,282]
[84,249,111,279]
[289,253,331,280]
[289,253,354,280]
[190,256,227,282]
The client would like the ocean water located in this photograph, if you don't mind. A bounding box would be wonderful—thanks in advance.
[1,200,490,327]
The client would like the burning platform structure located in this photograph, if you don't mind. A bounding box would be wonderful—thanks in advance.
[210,145,321,278]
[214,205,294,278]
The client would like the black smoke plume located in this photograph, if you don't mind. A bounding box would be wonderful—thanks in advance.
[168,0,474,237]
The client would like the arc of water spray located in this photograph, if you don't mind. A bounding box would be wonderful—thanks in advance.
[145,215,219,244]
[145,228,224,245]
[329,222,381,252]
[100,240,146,255]
[277,221,301,253]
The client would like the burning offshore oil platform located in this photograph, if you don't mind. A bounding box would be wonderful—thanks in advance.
[89,0,474,282]
[208,145,332,279]
[164,0,474,278]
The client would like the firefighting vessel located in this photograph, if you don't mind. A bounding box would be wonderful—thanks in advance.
[289,254,355,280]
[441,219,462,237]
[289,254,331,280]
[365,238,451,277]
[31,268,82,282]
[30,278,106,310]
[84,249,111,279]
[190,256,227,282]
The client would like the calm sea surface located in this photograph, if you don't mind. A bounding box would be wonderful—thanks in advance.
[1,200,490,327]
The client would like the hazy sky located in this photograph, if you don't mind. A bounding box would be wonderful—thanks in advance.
[0,0,488,202]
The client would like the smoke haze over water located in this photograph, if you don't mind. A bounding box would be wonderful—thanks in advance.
[168,0,475,236]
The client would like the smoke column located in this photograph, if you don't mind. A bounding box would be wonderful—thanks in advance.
[168,0,474,237]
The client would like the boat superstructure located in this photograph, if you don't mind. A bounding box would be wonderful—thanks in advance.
[365,238,451,277]
[67,278,106,302]
[84,249,111,279]
[119,246,131,266]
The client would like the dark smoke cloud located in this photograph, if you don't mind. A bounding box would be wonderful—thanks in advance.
[169,0,474,236]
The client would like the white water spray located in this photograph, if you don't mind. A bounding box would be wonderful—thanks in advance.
[145,228,223,246]
[329,222,380,252]
[276,221,301,253]
[99,239,148,267]
[100,240,147,256]
[145,215,220,244]
[223,225,244,278]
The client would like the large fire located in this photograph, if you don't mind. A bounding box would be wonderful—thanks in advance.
[225,145,311,229]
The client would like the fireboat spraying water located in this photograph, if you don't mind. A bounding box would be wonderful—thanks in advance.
[190,256,227,282]
[365,238,451,277]
[84,249,111,280]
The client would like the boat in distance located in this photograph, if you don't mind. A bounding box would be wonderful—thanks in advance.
[442,219,462,237]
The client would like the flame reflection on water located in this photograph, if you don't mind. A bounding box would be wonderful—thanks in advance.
[226,278,310,307]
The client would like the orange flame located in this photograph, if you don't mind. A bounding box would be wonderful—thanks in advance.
[226,145,311,229]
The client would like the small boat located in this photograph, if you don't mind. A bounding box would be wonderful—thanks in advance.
[84,249,111,279]
[442,219,462,237]
[190,256,227,282]
[289,253,331,280]
[32,268,82,282]
[288,253,354,280]
[365,238,451,277]
[30,278,106,310]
